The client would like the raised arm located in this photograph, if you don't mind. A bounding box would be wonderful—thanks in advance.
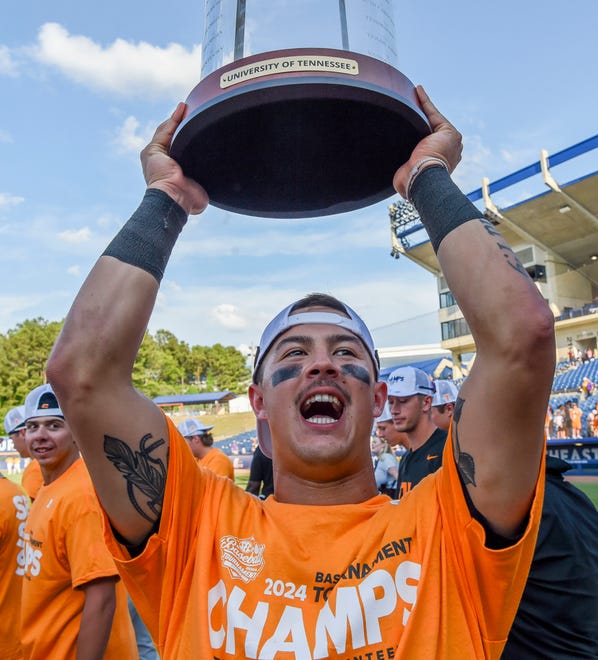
[394,88,555,537]
[47,104,208,545]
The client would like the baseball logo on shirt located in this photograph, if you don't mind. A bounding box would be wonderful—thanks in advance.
[220,535,265,583]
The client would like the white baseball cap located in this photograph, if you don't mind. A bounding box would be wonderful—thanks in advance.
[387,366,435,398]
[4,405,26,435]
[375,401,392,423]
[253,297,380,458]
[432,380,459,406]
[177,418,214,438]
[24,384,64,421]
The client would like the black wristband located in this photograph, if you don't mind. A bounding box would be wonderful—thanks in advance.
[409,166,482,253]
[102,188,188,283]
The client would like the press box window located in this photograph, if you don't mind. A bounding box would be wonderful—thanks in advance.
[440,291,457,308]
[526,264,546,282]
[441,318,471,341]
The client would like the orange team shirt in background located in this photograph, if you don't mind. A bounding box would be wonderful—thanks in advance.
[22,457,138,660]
[569,406,582,431]
[21,459,43,501]
[0,476,29,660]
[105,416,544,660]
[199,446,235,480]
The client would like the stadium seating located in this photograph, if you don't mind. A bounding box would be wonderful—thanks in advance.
[552,360,598,392]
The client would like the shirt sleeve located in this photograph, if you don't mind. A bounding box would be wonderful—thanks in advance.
[65,507,119,589]
[101,415,251,648]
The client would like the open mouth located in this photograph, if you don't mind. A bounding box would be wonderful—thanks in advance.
[33,446,53,456]
[301,393,344,424]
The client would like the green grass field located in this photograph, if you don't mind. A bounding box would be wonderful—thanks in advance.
[577,481,598,508]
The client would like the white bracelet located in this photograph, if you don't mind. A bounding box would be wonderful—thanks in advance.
[405,157,449,202]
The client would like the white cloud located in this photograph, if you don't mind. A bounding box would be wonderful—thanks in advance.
[0,193,25,208]
[453,134,493,193]
[29,22,202,100]
[0,294,52,330]
[174,210,390,260]
[211,303,248,330]
[67,265,81,277]
[498,145,540,169]
[0,45,18,76]
[113,116,154,155]
[148,257,439,350]
[96,212,122,230]
[58,227,92,244]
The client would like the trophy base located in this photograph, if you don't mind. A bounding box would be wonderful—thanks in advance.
[171,48,430,218]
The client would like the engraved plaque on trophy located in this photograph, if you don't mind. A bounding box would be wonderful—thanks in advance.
[171,1,430,218]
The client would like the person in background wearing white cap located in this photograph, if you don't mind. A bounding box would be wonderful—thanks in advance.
[177,418,234,480]
[4,405,44,501]
[46,90,555,658]
[20,384,137,660]
[386,366,447,499]
[374,401,409,455]
[0,430,29,659]
[430,379,460,432]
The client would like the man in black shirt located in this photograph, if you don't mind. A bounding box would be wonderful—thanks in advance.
[386,366,447,499]
[502,456,598,659]
[245,444,274,499]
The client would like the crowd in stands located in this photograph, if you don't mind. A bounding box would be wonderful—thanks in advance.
[552,354,598,392]
[547,350,598,438]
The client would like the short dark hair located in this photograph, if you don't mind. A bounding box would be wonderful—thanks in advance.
[433,402,455,413]
[290,293,349,316]
[198,432,214,447]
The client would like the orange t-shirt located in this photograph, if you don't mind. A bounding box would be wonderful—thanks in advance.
[21,459,43,501]
[199,447,235,480]
[569,407,582,431]
[22,458,137,660]
[0,476,29,660]
[105,417,544,659]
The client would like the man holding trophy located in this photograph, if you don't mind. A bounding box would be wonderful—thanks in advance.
[47,84,554,657]
[46,2,555,657]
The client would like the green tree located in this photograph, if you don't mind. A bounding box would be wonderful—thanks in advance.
[0,319,251,419]
[0,318,63,419]
[204,344,251,393]
[188,345,209,390]
[154,329,191,389]
[132,332,182,398]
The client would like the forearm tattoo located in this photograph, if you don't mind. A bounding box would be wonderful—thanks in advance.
[104,433,167,523]
[479,218,529,277]
[452,397,476,487]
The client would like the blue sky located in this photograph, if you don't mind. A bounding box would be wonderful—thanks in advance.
[1,1,597,357]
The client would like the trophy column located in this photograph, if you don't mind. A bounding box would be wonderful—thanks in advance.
[171,1,430,218]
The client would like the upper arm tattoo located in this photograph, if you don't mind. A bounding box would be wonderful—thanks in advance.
[104,433,167,523]
[479,218,529,277]
[452,396,476,487]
